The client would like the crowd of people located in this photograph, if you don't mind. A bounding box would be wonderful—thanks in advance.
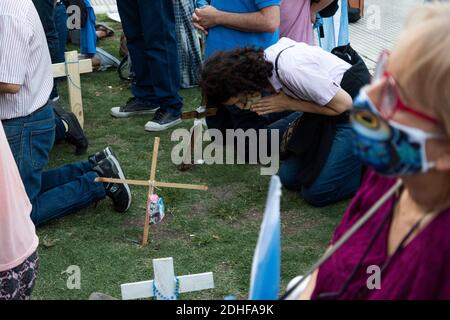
[1,0,449,300]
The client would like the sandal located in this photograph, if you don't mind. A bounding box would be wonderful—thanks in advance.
[95,23,115,39]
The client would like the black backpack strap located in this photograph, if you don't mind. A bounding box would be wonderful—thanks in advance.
[274,45,303,100]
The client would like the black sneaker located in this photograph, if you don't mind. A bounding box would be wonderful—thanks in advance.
[144,109,182,132]
[93,156,132,213]
[88,146,117,167]
[111,97,160,118]
[53,105,89,155]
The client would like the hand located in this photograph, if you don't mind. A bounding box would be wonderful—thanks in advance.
[251,91,293,115]
[192,11,209,35]
[193,5,221,29]
[311,10,317,24]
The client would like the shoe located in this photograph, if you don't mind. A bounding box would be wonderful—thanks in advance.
[53,105,89,155]
[88,146,116,167]
[144,109,182,132]
[111,97,160,118]
[93,156,131,213]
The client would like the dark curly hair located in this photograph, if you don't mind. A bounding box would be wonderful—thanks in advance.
[199,47,274,107]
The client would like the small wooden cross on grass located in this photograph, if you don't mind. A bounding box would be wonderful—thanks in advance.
[95,137,208,246]
[120,257,214,300]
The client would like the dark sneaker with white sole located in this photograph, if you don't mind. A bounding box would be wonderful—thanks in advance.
[93,156,131,213]
[144,109,182,132]
[111,97,160,118]
[88,146,117,167]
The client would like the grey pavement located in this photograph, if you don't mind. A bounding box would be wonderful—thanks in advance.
[349,0,423,71]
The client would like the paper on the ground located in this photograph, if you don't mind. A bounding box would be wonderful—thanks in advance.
[249,175,282,300]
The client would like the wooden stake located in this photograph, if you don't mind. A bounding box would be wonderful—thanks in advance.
[64,51,85,128]
[95,177,208,191]
[142,137,160,246]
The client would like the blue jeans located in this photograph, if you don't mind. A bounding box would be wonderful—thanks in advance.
[54,1,68,64]
[3,105,106,226]
[117,0,183,116]
[278,123,362,207]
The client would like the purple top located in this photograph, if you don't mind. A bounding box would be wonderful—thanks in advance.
[280,0,314,45]
[311,170,450,300]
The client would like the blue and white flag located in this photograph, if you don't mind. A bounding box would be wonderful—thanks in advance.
[249,176,282,300]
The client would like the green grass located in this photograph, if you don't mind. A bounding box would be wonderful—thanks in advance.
[33,18,348,300]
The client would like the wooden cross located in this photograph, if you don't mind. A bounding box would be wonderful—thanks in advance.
[178,106,218,172]
[52,51,93,128]
[95,137,208,246]
[121,257,214,300]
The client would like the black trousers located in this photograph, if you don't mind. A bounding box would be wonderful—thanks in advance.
[32,0,60,64]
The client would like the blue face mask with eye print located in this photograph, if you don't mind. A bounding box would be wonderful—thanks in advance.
[350,88,440,177]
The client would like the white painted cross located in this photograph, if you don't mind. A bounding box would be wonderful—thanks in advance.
[121,257,214,300]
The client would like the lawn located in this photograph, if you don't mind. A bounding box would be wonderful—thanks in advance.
[33,17,348,300]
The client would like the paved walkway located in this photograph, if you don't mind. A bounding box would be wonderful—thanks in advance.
[349,0,422,71]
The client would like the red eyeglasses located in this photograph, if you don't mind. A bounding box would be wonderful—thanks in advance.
[373,51,441,126]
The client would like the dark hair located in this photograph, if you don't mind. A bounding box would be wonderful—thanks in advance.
[199,47,274,107]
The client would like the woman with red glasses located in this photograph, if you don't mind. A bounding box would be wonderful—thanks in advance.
[292,3,450,300]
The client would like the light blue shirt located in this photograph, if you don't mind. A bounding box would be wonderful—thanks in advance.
[198,0,281,58]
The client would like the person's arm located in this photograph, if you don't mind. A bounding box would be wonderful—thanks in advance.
[0,16,30,94]
[251,88,352,116]
[0,83,21,94]
[193,5,280,33]
[298,270,319,300]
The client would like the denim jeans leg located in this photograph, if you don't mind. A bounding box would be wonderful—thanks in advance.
[54,112,66,143]
[117,0,157,101]
[54,2,68,64]
[278,155,303,191]
[41,161,93,193]
[3,105,106,226]
[278,123,362,207]
[138,0,183,115]
[3,105,56,203]
[301,124,362,207]
[32,171,106,226]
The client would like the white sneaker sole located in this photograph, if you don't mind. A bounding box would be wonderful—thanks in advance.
[144,118,182,132]
[110,107,159,118]
[107,154,132,212]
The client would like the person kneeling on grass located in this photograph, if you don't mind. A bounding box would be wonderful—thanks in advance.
[295,3,450,300]
[0,120,39,300]
[200,37,370,207]
[0,0,131,226]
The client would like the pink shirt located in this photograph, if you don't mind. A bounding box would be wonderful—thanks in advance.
[0,121,38,272]
[280,0,314,45]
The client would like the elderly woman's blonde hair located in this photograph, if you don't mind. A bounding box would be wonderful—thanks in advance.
[392,3,450,134]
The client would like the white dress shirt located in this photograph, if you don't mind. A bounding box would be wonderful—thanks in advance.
[265,37,351,106]
[0,0,53,120]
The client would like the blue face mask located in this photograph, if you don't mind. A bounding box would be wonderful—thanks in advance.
[350,88,440,177]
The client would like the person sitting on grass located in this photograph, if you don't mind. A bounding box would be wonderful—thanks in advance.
[295,3,450,299]
[0,0,132,226]
[0,121,39,300]
[200,37,370,207]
